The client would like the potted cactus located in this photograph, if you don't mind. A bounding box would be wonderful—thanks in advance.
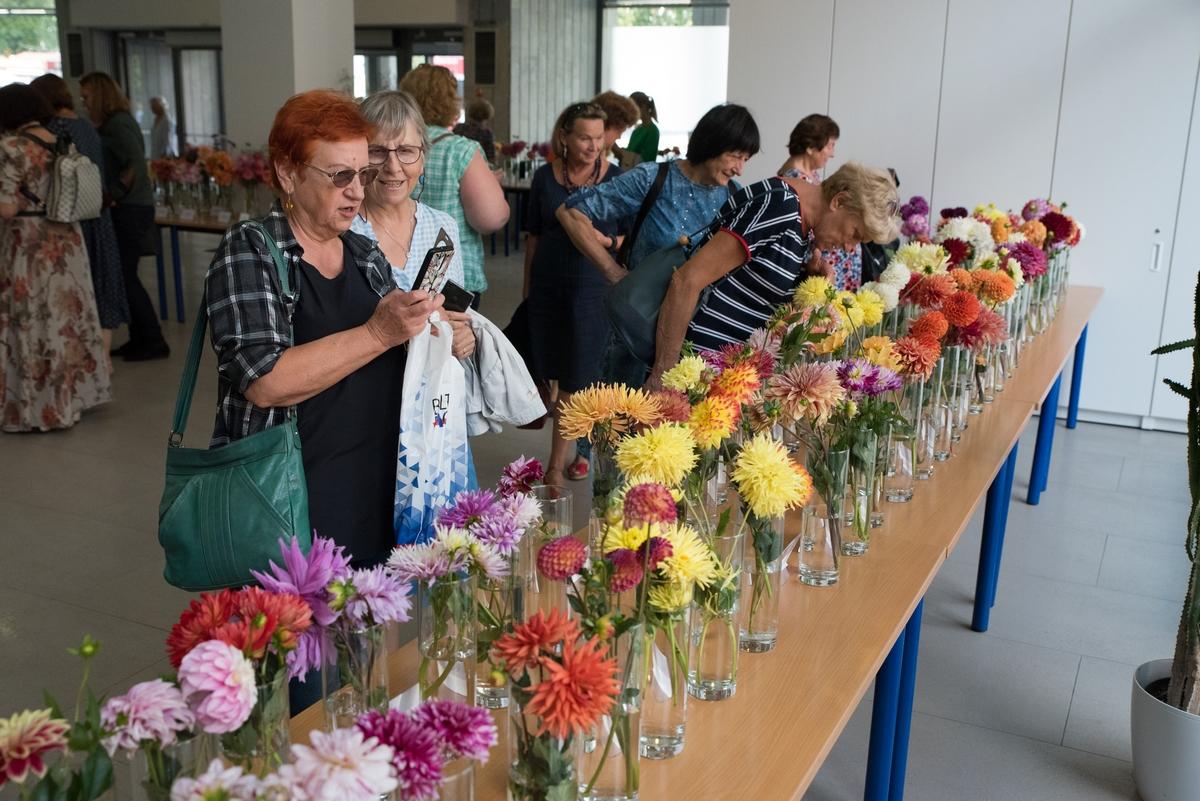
[1133,271,1200,801]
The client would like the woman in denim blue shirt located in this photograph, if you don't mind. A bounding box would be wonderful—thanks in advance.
[553,104,759,477]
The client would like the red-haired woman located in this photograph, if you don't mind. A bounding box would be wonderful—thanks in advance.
[204,90,442,570]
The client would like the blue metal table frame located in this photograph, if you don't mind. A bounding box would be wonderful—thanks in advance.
[864,600,925,801]
[154,217,231,323]
[1027,322,1090,505]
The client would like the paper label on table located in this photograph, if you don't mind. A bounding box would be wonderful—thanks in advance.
[781,532,801,580]
[155,205,169,218]
[389,683,421,713]
[238,212,251,221]
[650,642,672,701]
[178,208,196,221]
[214,210,232,224]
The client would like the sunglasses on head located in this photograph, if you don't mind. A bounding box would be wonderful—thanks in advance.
[303,163,380,188]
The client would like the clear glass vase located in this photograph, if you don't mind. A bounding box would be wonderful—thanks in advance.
[524,487,574,622]
[577,625,644,801]
[798,446,848,585]
[589,444,621,558]
[439,757,475,801]
[739,513,783,652]
[688,528,743,700]
[323,622,389,729]
[419,573,477,707]
[884,431,915,503]
[870,424,890,529]
[122,734,218,801]
[843,429,877,555]
[219,671,289,777]
[475,565,518,709]
[916,365,938,480]
[508,700,578,801]
[640,611,691,759]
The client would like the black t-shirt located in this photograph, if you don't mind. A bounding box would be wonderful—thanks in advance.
[293,242,404,567]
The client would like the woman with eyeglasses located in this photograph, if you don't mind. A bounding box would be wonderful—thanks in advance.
[522,101,625,487]
[205,90,441,575]
[353,90,475,360]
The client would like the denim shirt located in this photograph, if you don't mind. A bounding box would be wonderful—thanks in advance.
[564,160,736,269]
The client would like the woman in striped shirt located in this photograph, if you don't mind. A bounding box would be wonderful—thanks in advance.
[645,162,900,390]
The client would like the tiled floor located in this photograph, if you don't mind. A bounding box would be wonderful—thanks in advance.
[0,230,1186,800]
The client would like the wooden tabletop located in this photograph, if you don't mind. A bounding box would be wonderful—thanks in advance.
[289,286,1099,800]
[154,214,236,233]
[1003,285,1103,406]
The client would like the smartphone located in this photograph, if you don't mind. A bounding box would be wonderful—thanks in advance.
[411,228,455,294]
[441,280,475,313]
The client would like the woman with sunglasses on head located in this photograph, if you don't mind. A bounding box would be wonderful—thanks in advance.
[205,90,441,577]
[522,102,625,487]
[353,90,475,360]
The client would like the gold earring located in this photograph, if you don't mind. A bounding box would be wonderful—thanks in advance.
[283,193,295,212]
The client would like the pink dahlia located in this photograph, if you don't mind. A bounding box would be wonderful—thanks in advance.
[409,698,498,762]
[637,536,674,571]
[899,195,929,219]
[438,490,499,529]
[537,536,587,580]
[901,213,929,239]
[607,548,645,593]
[1021,198,1050,221]
[170,759,260,801]
[950,307,1007,350]
[473,514,523,556]
[1000,241,1047,280]
[279,727,398,801]
[345,566,412,628]
[651,389,692,423]
[500,492,541,530]
[499,456,545,497]
[1040,211,1073,248]
[100,679,195,755]
[0,709,69,786]
[764,363,846,426]
[177,640,256,734]
[624,482,677,526]
[356,709,443,801]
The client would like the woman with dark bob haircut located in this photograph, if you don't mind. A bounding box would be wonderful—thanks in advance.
[204,89,441,572]
[551,103,758,476]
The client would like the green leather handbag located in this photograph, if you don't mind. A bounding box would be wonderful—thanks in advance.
[158,222,311,591]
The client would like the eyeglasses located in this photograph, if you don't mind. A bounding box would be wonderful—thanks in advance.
[303,163,380,188]
[368,144,424,165]
[563,102,604,122]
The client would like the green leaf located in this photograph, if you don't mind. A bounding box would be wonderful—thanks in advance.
[42,690,64,718]
[1151,338,1197,356]
[1163,378,1193,400]
[67,748,112,801]
[547,778,578,801]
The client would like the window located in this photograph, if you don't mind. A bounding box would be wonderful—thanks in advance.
[354,53,399,98]
[600,2,730,156]
[178,50,223,147]
[0,0,60,83]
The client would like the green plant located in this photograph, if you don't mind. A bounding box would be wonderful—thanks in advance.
[1150,270,1200,714]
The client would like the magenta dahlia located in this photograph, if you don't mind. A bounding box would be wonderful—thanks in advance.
[623,483,677,526]
[606,548,645,593]
[536,536,587,580]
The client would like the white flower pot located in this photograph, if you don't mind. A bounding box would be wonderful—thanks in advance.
[1131,658,1200,801]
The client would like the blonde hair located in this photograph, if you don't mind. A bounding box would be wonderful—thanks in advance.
[399,64,460,128]
[79,71,131,122]
[821,162,900,244]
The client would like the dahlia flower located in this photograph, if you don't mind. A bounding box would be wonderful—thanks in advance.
[0,709,69,785]
[856,287,885,326]
[898,195,929,219]
[860,280,900,312]
[536,536,587,581]
[170,758,260,801]
[167,589,237,669]
[1021,198,1051,221]
[100,679,195,755]
[355,710,442,801]
[344,566,411,628]
[410,699,497,762]
[498,456,544,497]
[936,216,995,257]
[606,548,645,592]
[638,535,674,571]
[710,361,762,405]
[623,482,677,526]
[387,541,462,583]
[941,291,982,328]
[615,424,698,488]
[491,610,580,675]
[765,363,846,426]
[903,272,956,308]
[661,354,708,393]
[651,389,692,423]
[177,640,256,734]
[278,728,397,801]
[526,636,621,740]
[909,311,949,342]
[1000,241,1047,280]
[878,259,913,288]
[688,395,739,450]
[438,489,499,530]
[732,433,813,519]
[894,336,940,379]
[901,213,929,239]
[659,522,719,588]
[860,335,903,371]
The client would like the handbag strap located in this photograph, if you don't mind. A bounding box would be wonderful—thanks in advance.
[617,160,671,267]
[168,221,293,445]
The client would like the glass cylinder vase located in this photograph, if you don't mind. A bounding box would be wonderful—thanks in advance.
[739,513,784,652]
[219,670,289,777]
[640,611,691,759]
[508,699,578,801]
[588,444,621,559]
[475,564,518,709]
[798,446,848,586]
[524,486,574,622]
[688,528,743,701]
[843,429,878,555]
[577,624,644,801]
[123,734,218,801]
[323,622,389,729]
[870,424,890,529]
[439,757,475,801]
[884,430,915,503]
[419,573,477,707]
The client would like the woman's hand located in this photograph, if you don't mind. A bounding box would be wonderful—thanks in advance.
[365,289,443,348]
[807,249,835,280]
[443,310,477,359]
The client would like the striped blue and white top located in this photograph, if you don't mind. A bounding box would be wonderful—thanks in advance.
[686,177,813,352]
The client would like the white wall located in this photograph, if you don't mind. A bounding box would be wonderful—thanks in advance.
[728,0,1200,426]
[509,0,596,144]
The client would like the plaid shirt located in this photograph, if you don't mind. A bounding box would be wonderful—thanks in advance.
[421,125,487,292]
[206,202,396,447]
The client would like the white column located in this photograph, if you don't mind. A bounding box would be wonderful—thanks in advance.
[220,0,354,147]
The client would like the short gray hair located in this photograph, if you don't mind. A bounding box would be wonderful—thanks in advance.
[359,90,430,151]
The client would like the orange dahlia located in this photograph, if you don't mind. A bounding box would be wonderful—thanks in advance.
[527,635,621,739]
[688,394,740,450]
[492,610,580,675]
[651,389,692,423]
[977,270,1016,305]
[940,291,982,328]
[949,268,977,292]
[903,273,956,308]
[990,216,1011,244]
[167,590,237,668]
[909,311,949,342]
[765,363,846,426]
[1021,219,1047,248]
[710,362,761,406]
[895,335,941,379]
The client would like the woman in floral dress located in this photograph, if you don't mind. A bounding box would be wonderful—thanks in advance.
[0,83,110,432]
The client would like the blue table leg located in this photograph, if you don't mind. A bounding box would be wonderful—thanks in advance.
[171,226,185,323]
[889,600,924,801]
[865,628,906,801]
[989,443,1020,609]
[1066,324,1088,429]
[155,226,168,320]
[1027,372,1063,505]
[972,454,1010,632]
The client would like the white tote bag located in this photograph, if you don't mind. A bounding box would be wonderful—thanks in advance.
[394,318,471,544]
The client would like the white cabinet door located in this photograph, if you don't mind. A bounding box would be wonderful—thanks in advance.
[1150,60,1200,423]
[932,0,1071,214]
[1051,0,1200,419]
[827,0,947,204]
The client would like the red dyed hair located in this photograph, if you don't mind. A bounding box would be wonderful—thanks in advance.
[267,90,374,189]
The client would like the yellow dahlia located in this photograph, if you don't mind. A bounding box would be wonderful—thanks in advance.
[856,288,885,327]
[661,355,707,393]
[793,276,835,308]
[558,384,661,441]
[688,395,739,451]
[732,434,814,519]
[894,242,950,276]
[648,581,694,613]
[811,328,849,356]
[615,423,698,487]
[860,336,902,371]
[710,362,761,406]
[835,290,866,331]
[603,523,653,553]
[660,522,719,588]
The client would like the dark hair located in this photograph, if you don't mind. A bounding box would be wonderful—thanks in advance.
[787,114,840,156]
[630,91,657,122]
[0,83,54,131]
[30,73,74,111]
[686,103,760,165]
